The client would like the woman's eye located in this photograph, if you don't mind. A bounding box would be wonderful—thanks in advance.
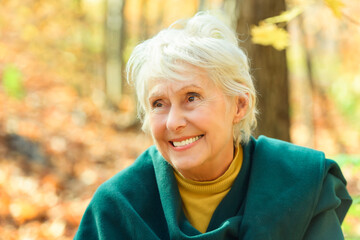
[187,93,200,102]
[188,96,195,102]
[152,100,163,108]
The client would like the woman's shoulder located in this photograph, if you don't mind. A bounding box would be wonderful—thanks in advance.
[254,135,325,159]
[251,135,326,174]
[251,136,348,181]
[93,145,161,201]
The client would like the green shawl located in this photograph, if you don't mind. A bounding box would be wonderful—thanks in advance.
[74,136,352,239]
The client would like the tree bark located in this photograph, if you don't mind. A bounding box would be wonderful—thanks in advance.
[235,0,290,141]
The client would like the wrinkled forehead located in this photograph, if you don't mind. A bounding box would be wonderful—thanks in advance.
[144,63,212,93]
[148,77,208,97]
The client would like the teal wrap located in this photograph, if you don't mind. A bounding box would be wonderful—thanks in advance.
[74,136,352,239]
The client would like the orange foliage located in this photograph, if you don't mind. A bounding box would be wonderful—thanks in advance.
[0,0,153,239]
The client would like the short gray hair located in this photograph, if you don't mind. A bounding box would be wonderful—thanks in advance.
[126,12,257,144]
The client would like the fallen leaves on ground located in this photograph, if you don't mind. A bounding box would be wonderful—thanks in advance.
[0,48,152,239]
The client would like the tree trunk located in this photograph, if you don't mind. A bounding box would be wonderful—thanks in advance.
[198,0,206,11]
[235,0,290,142]
[299,15,315,148]
[105,0,126,102]
[139,0,149,40]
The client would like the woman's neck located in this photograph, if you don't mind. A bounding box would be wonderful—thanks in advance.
[176,144,236,181]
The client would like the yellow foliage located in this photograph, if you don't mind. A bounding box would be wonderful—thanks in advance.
[264,7,304,24]
[324,0,345,18]
[251,23,289,50]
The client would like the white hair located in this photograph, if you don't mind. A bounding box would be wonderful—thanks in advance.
[126,12,257,144]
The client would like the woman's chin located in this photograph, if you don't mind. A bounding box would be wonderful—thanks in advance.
[171,159,206,177]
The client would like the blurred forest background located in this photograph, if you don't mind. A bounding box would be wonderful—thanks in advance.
[0,0,359,239]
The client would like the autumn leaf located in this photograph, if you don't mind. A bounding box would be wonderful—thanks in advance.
[9,200,42,223]
[324,0,345,18]
[264,7,304,24]
[251,23,289,50]
[0,190,11,216]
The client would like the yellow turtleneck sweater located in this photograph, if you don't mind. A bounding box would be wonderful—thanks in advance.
[174,145,243,233]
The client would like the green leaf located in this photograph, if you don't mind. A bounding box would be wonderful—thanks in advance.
[1,65,25,99]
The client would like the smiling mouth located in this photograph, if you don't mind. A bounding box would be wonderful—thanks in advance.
[170,135,204,147]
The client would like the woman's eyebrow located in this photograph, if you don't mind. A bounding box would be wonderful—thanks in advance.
[177,84,202,93]
[148,84,202,99]
[148,86,165,99]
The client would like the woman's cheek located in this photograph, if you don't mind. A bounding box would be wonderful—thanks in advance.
[151,114,168,137]
[189,108,210,123]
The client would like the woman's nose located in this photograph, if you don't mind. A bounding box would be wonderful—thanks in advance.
[166,106,187,132]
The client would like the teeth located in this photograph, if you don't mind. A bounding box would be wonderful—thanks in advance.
[173,135,201,147]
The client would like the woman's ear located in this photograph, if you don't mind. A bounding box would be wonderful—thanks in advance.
[233,94,248,124]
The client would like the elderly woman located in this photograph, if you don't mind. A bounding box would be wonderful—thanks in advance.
[75,13,352,239]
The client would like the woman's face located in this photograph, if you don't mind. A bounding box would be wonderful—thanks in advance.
[147,68,245,181]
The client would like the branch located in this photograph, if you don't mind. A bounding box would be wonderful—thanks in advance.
[342,11,360,26]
